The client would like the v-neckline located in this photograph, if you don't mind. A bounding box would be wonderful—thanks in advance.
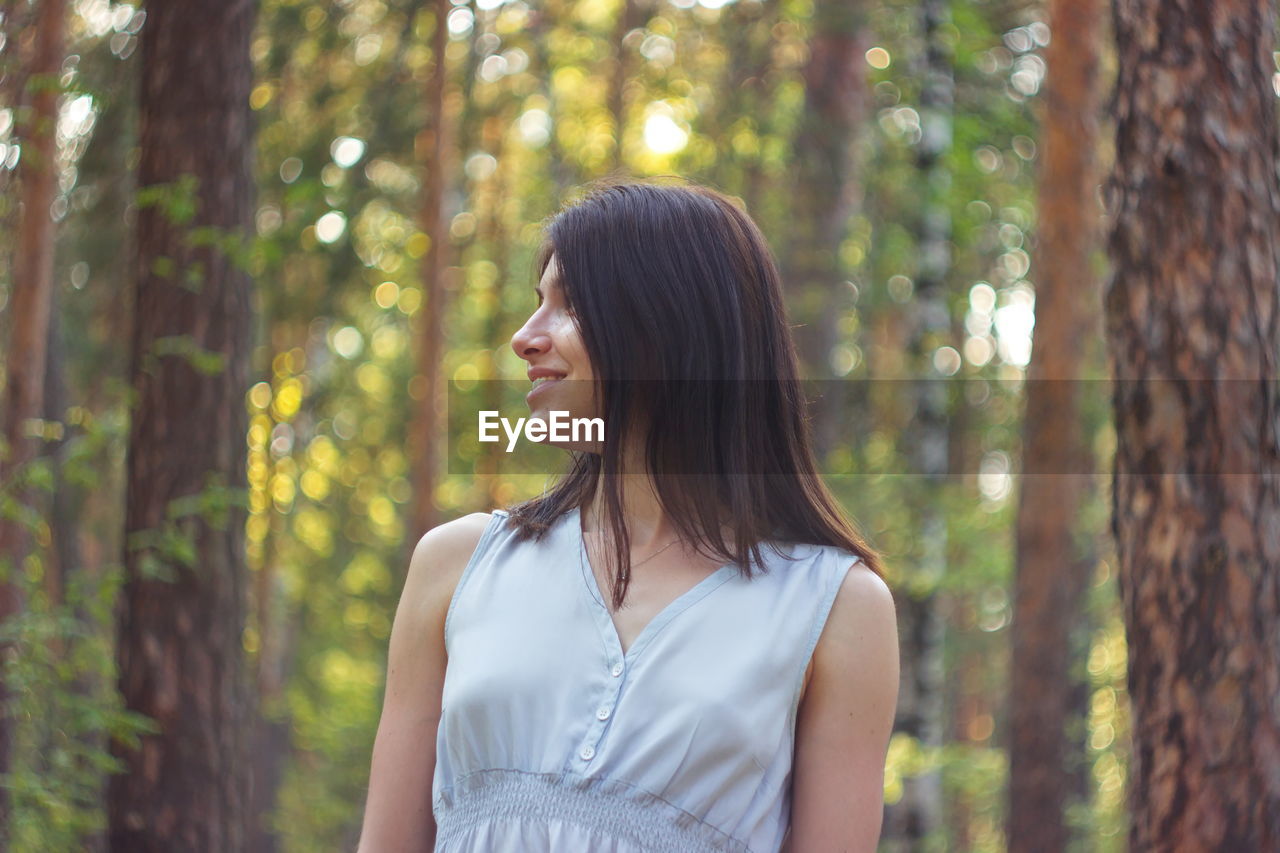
[574,506,737,662]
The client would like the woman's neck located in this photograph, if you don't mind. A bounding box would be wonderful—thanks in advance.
[583,468,676,550]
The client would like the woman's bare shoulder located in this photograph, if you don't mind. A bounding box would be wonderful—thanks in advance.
[801,560,896,704]
[811,561,898,689]
[414,511,494,554]
[404,512,496,614]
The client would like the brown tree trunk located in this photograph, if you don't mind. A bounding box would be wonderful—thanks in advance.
[1106,1,1280,849]
[940,595,970,850]
[474,118,512,506]
[707,0,779,215]
[882,0,951,847]
[527,0,574,199]
[408,0,454,545]
[108,0,257,848]
[1007,0,1103,849]
[247,599,297,853]
[0,0,66,839]
[605,0,641,174]
[782,0,871,460]
[42,291,74,610]
[247,507,298,853]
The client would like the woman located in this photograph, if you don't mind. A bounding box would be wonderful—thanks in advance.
[358,179,900,852]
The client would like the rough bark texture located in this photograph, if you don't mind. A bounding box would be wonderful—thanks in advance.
[0,0,66,839]
[1105,0,1280,849]
[108,0,257,848]
[782,0,870,459]
[409,0,453,543]
[1007,0,1103,849]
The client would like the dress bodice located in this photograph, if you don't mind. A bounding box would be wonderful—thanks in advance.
[432,507,857,852]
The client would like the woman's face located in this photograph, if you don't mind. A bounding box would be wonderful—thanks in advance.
[509,253,600,448]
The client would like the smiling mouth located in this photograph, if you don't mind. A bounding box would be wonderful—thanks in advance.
[528,376,565,399]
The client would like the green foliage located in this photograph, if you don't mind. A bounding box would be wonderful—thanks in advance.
[140,334,228,377]
[3,563,158,852]
[134,174,200,226]
[1,409,153,852]
[135,177,256,285]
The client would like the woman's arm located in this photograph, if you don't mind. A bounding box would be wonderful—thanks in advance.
[356,512,492,853]
[785,564,900,853]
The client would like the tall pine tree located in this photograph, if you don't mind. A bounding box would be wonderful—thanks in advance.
[109,0,257,847]
[1106,0,1280,847]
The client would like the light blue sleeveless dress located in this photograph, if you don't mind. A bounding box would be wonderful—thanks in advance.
[432,507,859,852]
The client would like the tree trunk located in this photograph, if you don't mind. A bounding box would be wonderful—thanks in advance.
[885,587,945,850]
[1106,0,1280,849]
[1007,0,1103,849]
[247,502,299,853]
[409,0,454,545]
[247,578,298,853]
[108,0,257,848]
[526,0,574,199]
[944,645,974,851]
[0,0,66,839]
[882,0,952,846]
[606,0,641,174]
[782,0,871,460]
[474,119,513,506]
[42,285,75,611]
[707,0,778,216]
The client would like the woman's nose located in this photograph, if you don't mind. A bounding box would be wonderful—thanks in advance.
[510,322,550,360]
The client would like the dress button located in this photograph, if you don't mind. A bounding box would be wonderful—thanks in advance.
[611,663,623,677]
[580,745,595,760]
[596,707,611,721]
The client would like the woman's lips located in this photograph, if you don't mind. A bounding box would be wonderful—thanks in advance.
[526,376,563,404]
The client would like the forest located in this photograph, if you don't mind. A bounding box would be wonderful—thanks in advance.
[0,0,1277,850]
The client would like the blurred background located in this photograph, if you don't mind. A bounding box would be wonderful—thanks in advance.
[5,0,1271,850]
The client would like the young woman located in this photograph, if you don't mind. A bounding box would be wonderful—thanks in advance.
[358,180,900,852]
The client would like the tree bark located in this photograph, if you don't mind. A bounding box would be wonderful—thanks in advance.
[527,0,574,200]
[247,501,299,853]
[108,0,257,848]
[882,0,952,846]
[0,0,66,839]
[605,0,642,174]
[408,0,454,545]
[707,0,778,216]
[475,117,512,505]
[782,0,871,460]
[1106,0,1280,849]
[1007,0,1103,849]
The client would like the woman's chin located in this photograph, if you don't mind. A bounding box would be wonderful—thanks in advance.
[524,403,578,423]
[524,405,551,426]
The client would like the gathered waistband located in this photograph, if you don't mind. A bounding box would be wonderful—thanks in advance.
[433,768,755,853]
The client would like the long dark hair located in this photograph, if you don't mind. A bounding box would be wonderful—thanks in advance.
[507,177,883,608]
